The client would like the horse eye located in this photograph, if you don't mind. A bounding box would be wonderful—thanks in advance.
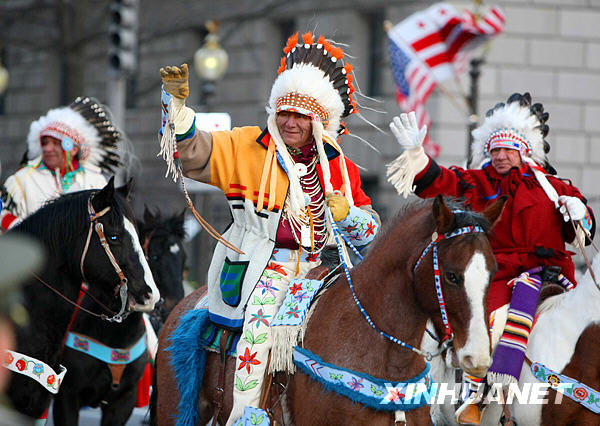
[151,255,159,261]
[445,272,461,285]
[109,235,120,242]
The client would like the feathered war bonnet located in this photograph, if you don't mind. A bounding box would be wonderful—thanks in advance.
[471,92,562,206]
[26,97,122,174]
[261,32,358,216]
[470,92,554,174]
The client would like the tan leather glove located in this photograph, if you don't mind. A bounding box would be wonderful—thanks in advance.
[326,192,350,222]
[159,64,195,134]
[160,64,189,100]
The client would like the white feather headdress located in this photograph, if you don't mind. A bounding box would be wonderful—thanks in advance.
[26,97,122,173]
[262,32,358,216]
[470,93,547,169]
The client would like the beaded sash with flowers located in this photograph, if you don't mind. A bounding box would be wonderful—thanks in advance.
[3,350,67,394]
[531,361,600,413]
[293,346,432,411]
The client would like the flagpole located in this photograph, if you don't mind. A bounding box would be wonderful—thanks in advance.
[466,0,485,167]
[437,82,471,117]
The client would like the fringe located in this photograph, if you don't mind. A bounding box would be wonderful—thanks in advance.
[158,98,179,182]
[386,151,417,199]
[270,325,300,374]
[487,371,517,387]
[269,282,329,374]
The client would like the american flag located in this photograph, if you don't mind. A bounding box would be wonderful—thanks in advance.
[388,33,438,156]
[388,3,505,157]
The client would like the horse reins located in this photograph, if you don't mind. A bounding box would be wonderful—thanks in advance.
[160,104,244,255]
[330,208,485,361]
[32,273,116,321]
[565,207,600,290]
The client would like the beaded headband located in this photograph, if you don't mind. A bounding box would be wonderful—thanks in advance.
[275,92,330,127]
[485,127,532,157]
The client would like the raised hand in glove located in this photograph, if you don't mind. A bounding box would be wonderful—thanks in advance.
[558,195,586,222]
[326,192,350,222]
[390,111,427,151]
[160,64,189,100]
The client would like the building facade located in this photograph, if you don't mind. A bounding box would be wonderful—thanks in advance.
[1,0,599,281]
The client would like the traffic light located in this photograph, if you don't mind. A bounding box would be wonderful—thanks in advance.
[109,0,138,73]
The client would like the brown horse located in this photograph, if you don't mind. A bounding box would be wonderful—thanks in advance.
[153,195,506,425]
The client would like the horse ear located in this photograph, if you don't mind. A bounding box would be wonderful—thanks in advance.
[432,194,455,234]
[91,176,115,211]
[117,178,135,201]
[482,195,508,228]
[143,205,155,224]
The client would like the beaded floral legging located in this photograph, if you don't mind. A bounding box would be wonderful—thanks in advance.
[227,253,318,425]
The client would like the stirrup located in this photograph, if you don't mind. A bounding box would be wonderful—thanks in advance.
[233,406,270,426]
[455,396,485,426]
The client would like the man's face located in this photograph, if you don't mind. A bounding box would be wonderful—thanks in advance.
[41,136,65,170]
[275,111,313,148]
[490,147,523,175]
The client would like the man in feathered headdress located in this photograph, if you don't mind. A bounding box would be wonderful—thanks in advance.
[0,97,122,232]
[159,32,380,425]
[386,93,595,424]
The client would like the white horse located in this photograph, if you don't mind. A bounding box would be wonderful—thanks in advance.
[427,251,600,425]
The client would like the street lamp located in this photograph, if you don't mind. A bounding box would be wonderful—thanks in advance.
[193,20,228,108]
[0,61,8,95]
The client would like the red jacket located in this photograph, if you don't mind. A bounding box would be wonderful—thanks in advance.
[414,159,595,312]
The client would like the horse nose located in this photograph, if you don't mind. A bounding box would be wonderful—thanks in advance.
[459,352,491,378]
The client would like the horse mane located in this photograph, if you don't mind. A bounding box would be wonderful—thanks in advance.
[13,188,133,254]
[139,209,186,240]
[13,191,92,254]
[375,197,492,245]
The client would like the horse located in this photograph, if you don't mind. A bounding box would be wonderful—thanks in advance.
[52,207,187,426]
[3,177,160,421]
[152,195,506,425]
[427,253,600,425]
[139,207,187,335]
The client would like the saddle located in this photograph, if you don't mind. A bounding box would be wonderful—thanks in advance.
[538,265,567,304]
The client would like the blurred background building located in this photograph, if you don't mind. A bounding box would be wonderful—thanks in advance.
[1,0,599,284]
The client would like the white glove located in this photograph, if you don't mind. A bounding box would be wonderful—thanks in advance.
[558,195,586,222]
[390,112,428,151]
[386,112,430,199]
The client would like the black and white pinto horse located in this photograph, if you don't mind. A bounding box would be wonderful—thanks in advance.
[52,207,186,426]
[4,178,160,421]
[428,252,600,425]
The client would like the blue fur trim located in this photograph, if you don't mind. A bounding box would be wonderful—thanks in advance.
[166,309,211,426]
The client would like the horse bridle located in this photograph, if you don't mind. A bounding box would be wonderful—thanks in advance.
[413,225,486,347]
[78,197,131,323]
[330,209,485,361]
